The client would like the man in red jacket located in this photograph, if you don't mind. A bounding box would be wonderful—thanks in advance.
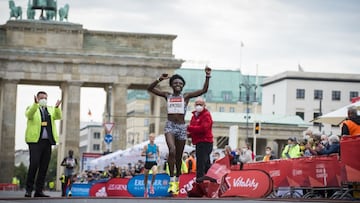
[187,97,214,183]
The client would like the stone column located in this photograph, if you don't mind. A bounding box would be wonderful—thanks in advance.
[56,81,82,190]
[153,95,161,135]
[0,79,18,183]
[111,83,128,150]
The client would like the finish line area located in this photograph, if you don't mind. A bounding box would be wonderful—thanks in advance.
[0,191,356,203]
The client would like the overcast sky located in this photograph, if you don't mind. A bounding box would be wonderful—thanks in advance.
[1,0,360,149]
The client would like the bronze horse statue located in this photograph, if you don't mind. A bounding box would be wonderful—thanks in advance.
[27,0,35,19]
[58,3,69,21]
[9,0,22,20]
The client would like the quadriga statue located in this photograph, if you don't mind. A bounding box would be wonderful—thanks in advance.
[58,3,69,21]
[9,0,22,20]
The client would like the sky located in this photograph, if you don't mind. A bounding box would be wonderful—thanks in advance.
[1,0,360,149]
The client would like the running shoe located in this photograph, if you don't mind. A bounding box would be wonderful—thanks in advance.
[144,188,148,198]
[150,185,155,194]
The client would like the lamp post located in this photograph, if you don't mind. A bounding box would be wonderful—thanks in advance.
[239,75,257,143]
[319,96,322,132]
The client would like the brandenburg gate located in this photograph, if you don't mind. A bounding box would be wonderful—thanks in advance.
[0,20,183,183]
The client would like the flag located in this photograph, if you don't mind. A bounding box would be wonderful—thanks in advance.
[88,109,92,116]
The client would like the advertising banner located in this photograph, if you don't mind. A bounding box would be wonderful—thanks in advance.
[221,170,272,198]
[127,174,171,197]
[105,178,131,197]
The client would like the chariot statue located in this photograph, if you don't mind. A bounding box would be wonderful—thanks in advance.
[31,0,57,20]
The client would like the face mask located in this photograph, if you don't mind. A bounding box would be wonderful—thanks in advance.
[195,105,204,112]
[265,150,271,155]
[321,140,328,145]
[38,99,47,107]
[300,146,305,151]
[288,144,293,147]
[242,148,247,152]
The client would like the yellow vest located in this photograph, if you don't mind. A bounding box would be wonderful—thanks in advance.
[25,103,62,143]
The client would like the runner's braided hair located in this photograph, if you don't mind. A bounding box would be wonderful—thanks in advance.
[169,74,186,87]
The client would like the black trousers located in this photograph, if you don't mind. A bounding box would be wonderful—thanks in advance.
[195,142,213,179]
[26,139,52,193]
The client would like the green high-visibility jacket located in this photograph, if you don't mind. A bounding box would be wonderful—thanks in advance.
[25,103,62,144]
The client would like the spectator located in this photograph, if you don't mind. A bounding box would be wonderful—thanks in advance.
[108,162,119,178]
[238,145,253,169]
[262,147,276,161]
[317,135,340,155]
[224,145,236,165]
[212,152,221,163]
[185,150,197,174]
[341,106,360,136]
[320,134,330,150]
[281,137,301,159]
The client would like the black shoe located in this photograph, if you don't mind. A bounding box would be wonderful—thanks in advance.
[34,192,50,197]
[24,191,32,197]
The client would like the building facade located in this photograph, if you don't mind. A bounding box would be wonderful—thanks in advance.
[261,71,360,135]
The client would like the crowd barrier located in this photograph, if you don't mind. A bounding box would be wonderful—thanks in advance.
[242,154,341,188]
[0,183,18,191]
[68,135,359,199]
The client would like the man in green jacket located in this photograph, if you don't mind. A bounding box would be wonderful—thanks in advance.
[25,91,62,198]
[281,137,301,159]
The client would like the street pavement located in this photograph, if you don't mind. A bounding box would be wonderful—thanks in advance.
[0,189,357,203]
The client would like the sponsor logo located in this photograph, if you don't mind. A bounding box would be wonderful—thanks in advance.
[230,176,259,190]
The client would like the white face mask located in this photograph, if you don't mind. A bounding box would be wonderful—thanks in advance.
[38,99,47,107]
[195,105,204,112]
[265,150,271,155]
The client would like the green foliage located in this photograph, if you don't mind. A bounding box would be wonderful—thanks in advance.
[46,147,58,183]
[14,148,58,189]
[14,162,28,189]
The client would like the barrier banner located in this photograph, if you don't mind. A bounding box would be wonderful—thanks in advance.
[221,170,273,198]
[70,183,92,197]
[105,178,131,197]
[303,155,340,187]
[206,163,231,181]
[178,173,196,197]
[291,158,310,187]
[341,135,360,182]
[244,159,292,188]
[89,182,107,197]
[127,174,171,197]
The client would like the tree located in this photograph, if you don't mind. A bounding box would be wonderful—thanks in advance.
[45,147,58,187]
[14,162,28,189]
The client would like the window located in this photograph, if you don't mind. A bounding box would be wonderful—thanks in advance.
[272,94,275,104]
[205,90,213,101]
[222,91,233,102]
[229,107,235,112]
[314,90,323,100]
[219,106,225,112]
[332,90,341,101]
[296,112,304,120]
[296,89,305,99]
[350,91,359,101]
[313,112,321,126]
[144,118,149,126]
[93,144,100,151]
[93,132,100,139]
[144,104,150,114]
